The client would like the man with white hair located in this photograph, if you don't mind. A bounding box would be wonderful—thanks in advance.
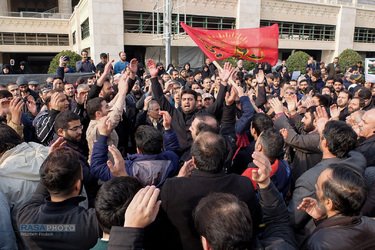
[356,108,375,166]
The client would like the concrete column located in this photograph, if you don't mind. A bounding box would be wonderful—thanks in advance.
[58,0,72,14]
[333,6,356,59]
[237,0,261,28]
[90,0,124,64]
[0,0,9,16]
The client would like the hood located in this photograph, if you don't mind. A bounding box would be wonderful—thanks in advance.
[0,142,49,181]
[126,152,179,187]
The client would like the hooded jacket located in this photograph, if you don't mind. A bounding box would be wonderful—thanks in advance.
[90,134,179,187]
[0,142,49,227]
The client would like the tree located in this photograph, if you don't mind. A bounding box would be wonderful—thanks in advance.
[286,51,311,73]
[338,49,362,69]
[48,50,82,74]
[220,57,256,72]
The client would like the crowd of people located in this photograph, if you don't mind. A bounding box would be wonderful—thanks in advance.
[0,50,375,250]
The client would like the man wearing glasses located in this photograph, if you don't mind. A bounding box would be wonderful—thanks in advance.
[53,110,99,208]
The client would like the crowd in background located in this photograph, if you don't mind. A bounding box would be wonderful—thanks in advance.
[0,49,375,250]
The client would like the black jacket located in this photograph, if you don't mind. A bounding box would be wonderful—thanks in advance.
[355,135,375,167]
[302,214,375,250]
[17,181,101,250]
[151,77,226,148]
[107,182,297,250]
[159,169,262,250]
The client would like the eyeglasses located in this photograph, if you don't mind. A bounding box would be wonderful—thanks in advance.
[65,125,83,132]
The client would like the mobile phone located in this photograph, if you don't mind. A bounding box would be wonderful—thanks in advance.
[65,56,70,61]
[10,59,15,66]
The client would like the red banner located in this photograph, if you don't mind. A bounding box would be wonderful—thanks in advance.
[180,22,279,65]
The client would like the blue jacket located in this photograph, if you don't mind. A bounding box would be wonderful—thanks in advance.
[91,134,179,187]
[113,61,130,74]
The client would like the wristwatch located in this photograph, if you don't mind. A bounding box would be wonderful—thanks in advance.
[221,78,228,82]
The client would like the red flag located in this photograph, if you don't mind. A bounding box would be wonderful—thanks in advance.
[181,22,279,65]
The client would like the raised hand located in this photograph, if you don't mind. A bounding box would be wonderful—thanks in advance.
[9,97,24,125]
[129,58,138,74]
[177,159,194,178]
[251,152,272,188]
[118,72,130,94]
[225,87,238,106]
[297,197,326,220]
[329,104,340,120]
[48,137,66,154]
[59,56,66,67]
[26,98,38,116]
[124,186,161,228]
[219,62,234,81]
[315,106,329,135]
[107,144,127,177]
[159,110,172,130]
[143,96,153,111]
[256,70,265,84]
[236,86,245,97]
[280,128,288,141]
[269,97,284,114]
[103,60,114,76]
[98,115,112,136]
[147,59,158,78]
[286,95,297,115]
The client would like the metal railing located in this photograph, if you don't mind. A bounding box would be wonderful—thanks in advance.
[0,32,69,46]
[5,11,70,19]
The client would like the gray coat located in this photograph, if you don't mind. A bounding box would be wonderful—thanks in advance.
[288,151,367,246]
[274,114,322,183]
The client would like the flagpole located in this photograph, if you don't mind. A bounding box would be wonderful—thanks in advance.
[212,60,259,113]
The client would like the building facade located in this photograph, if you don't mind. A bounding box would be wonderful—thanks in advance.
[0,0,375,73]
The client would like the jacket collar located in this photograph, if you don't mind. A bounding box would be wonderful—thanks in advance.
[42,196,86,214]
[312,213,362,235]
[190,169,226,178]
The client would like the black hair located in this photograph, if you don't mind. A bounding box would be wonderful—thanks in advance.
[251,113,273,136]
[323,164,367,216]
[334,77,343,84]
[95,177,143,234]
[258,128,284,161]
[306,106,317,121]
[86,97,105,120]
[358,87,372,100]
[314,94,331,108]
[351,97,366,109]
[170,69,179,75]
[181,88,198,101]
[194,192,253,250]
[322,120,357,158]
[40,148,82,197]
[191,132,226,173]
[339,90,352,100]
[312,70,321,78]
[0,90,12,99]
[134,125,163,155]
[0,124,23,154]
[54,111,81,133]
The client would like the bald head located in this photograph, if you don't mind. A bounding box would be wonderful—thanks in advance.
[191,132,226,173]
[358,109,375,139]
[189,114,219,141]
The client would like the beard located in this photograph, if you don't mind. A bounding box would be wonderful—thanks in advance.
[304,121,315,133]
